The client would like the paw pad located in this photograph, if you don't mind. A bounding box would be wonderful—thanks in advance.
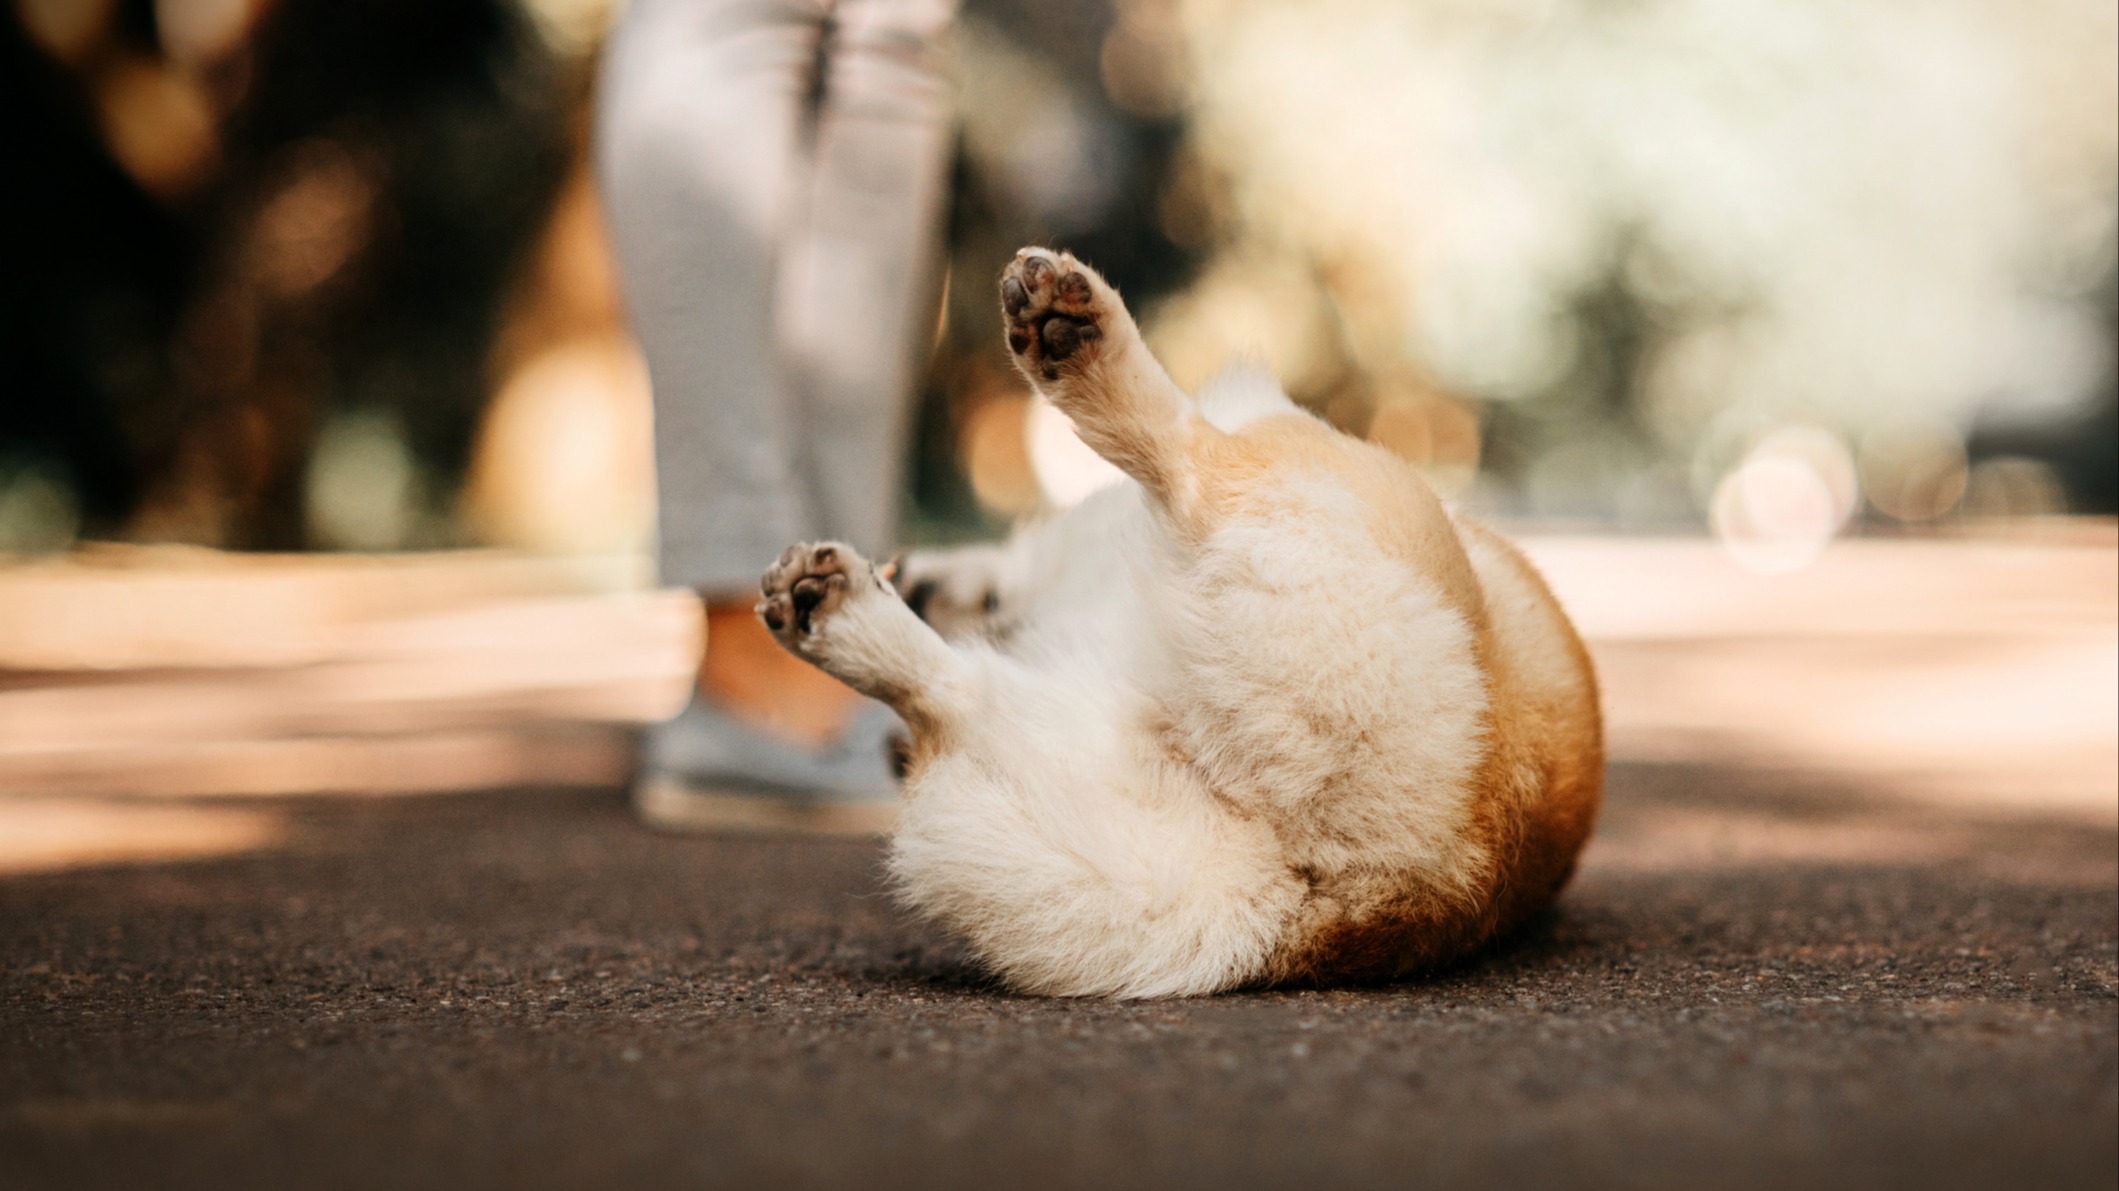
[758,541,869,641]
[1000,249,1104,381]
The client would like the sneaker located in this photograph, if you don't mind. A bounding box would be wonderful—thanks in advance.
[633,697,903,836]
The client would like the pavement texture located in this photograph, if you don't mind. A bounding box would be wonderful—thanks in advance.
[2,761,2114,1191]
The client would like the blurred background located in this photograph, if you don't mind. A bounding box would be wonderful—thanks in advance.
[4,0,2112,559]
[0,0,2112,849]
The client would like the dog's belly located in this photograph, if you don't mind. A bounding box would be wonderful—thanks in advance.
[1143,480,1496,891]
[970,469,1600,986]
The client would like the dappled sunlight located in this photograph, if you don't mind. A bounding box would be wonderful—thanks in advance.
[0,798,287,876]
[0,548,694,799]
[1526,534,2119,822]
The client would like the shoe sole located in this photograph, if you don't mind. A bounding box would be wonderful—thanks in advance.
[633,775,898,837]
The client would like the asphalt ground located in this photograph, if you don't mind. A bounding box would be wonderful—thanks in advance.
[2,760,2113,1191]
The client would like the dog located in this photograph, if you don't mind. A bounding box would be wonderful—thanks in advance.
[757,248,1602,997]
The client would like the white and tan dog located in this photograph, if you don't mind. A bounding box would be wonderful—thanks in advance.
[758,248,1602,997]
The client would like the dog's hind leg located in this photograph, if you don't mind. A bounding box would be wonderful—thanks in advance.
[1000,249,1219,526]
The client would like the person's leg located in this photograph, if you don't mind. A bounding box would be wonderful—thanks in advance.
[776,0,960,556]
[594,0,830,596]
[594,0,960,820]
[597,0,868,750]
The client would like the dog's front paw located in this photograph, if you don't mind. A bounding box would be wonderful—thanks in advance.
[759,541,881,653]
[1001,248,1109,384]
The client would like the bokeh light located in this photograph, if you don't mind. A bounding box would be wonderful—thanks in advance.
[1027,397,1126,509]
[1710,426,1859,575]
[1860,420,1971,524]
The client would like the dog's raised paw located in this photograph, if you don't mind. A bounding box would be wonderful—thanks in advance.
[759,541,880,646]
[1001,248,1106,383]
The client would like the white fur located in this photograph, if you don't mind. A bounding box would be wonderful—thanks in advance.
[760,251,1582,998]
[772,385,1490,997]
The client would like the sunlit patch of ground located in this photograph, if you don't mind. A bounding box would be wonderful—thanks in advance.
[0,799,286,876]
[0,533,2110,832]
[1525,532,2118,825]
[0,547,694,799]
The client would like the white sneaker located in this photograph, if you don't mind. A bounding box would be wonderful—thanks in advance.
[633,698,903,836]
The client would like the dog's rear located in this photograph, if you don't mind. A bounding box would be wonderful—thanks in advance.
[759,248,1601,996]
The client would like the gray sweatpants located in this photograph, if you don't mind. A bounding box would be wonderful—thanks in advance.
[594,0,957,597]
